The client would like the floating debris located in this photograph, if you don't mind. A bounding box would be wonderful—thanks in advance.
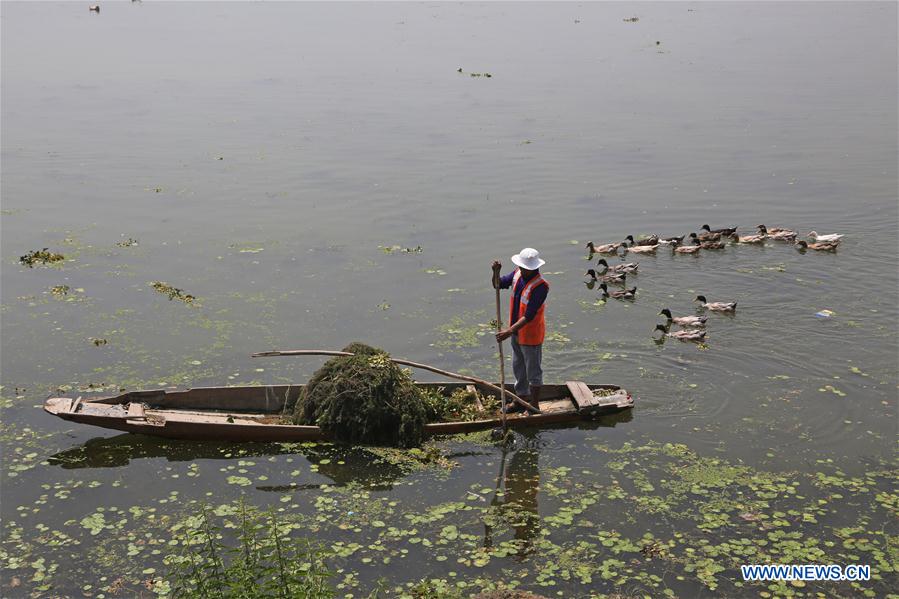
[379,245,422,254]
[457,69,492,78]
[50,285,70,297]
[91,338,108,346]
[116,238,139,247]
[19,249,65,268]
[815,309,835,319]
[623,16,639,22]
[150,282,196,304]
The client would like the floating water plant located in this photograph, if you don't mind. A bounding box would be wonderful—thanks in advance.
[379,244,423,254]
[19,248,65,267]
[150,282,196,305]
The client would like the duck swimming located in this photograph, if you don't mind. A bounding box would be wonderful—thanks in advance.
[694,295,737,312]
[795,240,838,252]
[699,240,726,250]
[731,232,765,244]
[807,231,844,243]
[673,240,701,254]
[689,231,721,242]
[596,258,639,273]
[658,234,686,245]
[658,309,707,327]
[585,269,627,285]
[757,224,792,234]
[757,225,796,240]
[625,234,660,247]
[701,224,738,236]
[600,283,637,300]
[585,241,623,255]
[654,324,707,341]
[623,241,657,254]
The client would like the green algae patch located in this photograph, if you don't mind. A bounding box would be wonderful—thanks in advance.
[434,313,491,348]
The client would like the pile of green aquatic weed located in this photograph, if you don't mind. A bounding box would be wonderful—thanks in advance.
[420,386,498,422]
[293,343,428,448]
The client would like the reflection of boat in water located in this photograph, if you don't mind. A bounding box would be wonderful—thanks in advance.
[43,382,633,442]
[47,434,421,490]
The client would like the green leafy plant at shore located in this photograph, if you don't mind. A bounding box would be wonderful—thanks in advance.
[166,503,333,598]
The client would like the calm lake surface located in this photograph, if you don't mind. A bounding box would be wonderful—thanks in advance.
[2,2,896,597]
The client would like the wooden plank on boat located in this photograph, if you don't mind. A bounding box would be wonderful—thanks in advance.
[566,381,595,409]
[127,402,145,419]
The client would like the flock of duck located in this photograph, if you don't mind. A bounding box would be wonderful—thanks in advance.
[582,224,846,343]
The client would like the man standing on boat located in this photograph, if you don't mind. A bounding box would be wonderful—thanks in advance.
[492,248,549,413]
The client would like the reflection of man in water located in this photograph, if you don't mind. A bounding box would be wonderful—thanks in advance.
[484,435,541,559]
[505,444,540,558]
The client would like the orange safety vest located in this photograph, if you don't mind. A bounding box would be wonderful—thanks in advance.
[510,269,549,345]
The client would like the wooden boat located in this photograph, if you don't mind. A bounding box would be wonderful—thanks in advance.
[44,381,633,442]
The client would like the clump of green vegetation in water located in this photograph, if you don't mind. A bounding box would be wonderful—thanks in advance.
[19,248,65,267]
[293,343,428,448]
[50,284,70,297]
[116,237,139,247]
[367,441,457,472]
[166,502,334,598]
[379,244,423,254]
[150,281,196,304]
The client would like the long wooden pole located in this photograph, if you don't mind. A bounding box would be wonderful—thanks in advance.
[251,350,539,413]
[492,262,509,431]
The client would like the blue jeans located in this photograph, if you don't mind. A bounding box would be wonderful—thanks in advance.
[510,336,543,397]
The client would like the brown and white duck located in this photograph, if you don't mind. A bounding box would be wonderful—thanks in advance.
[625,234,659,247]
[731,232,765,244]
[699,240,726,250]
[654,323,707,341]
[658,234,686,246]
[757,224,796,240]
[673,239,701,254]
[596,258,639,274]
[695,295,737,312]
[585,269,627,285]
[689,231,721,243]
[623,241,657,254]
[795,240,838,252]
[600,283,637,300]
[659,308,708,327]
[585,241,624,255]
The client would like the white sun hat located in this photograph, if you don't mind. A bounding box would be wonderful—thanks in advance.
[511,247,545,270]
